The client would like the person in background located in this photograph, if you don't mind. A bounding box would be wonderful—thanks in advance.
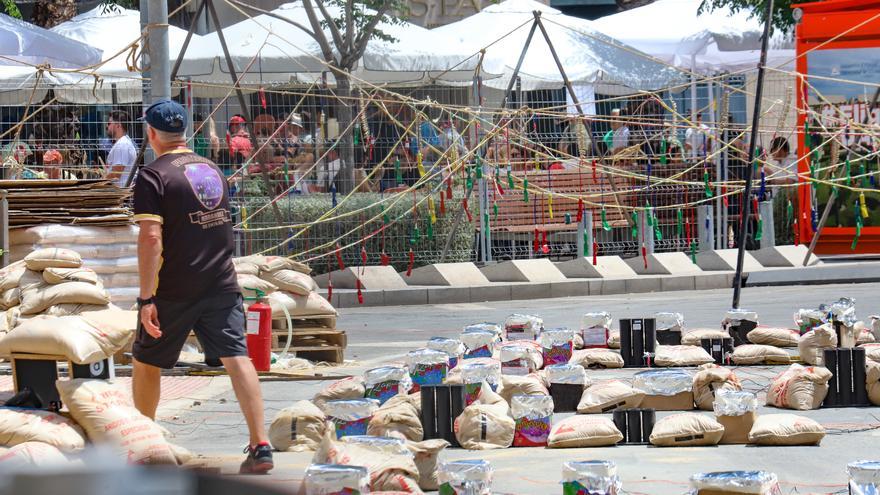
[228,115,252,165]
[106,109,137,186]
[685,113,712,162]
[769,136,796,245]
[193,113,220,161]
[42,149,64,179]
[609,108,630,154]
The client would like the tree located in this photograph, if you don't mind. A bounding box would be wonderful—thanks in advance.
[699,0,799,34]
[30,0,77,28]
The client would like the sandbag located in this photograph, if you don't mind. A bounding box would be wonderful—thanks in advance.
[406,439,449,491]
[0,288,19,310]
[731,344,791,365]
[24,248,82,271]
[368,402,423,441]
[237,274,277,299]
[798,325,837,365]
[314,431,422,493]
[265,291,336,319]
[42,267,99,285]
[857,321,876,344]
[313,377,366,412]
[0,441,70,468]
[498,341,543,375]
[499,374,548,404]
[56,379,177,464]
[747,327,800,347]
[453,403,515,450]
[576,380,644,414]
[547,415,623,448]
[0,407,86,452]
[693,366,742,411]
[19,279,110,315]
[569,348,624,369]
[654,345,714,367]
[766,364,831,410]
[607,331,620,349]
[0,261,25,292]
[649,413,724,447]
[0,310,135,364]
[681,329,728,346]
[748,414,825,446]
[259,269,317,296]
[237,255,311,275]
[863,343,880,363]
[232,257,260,276]
[268,400,326,452]
[84,257,138,274]
[867,361,880,406]
[11,224,139,246]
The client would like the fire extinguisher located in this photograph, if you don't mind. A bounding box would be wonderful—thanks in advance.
[244,288,272,372]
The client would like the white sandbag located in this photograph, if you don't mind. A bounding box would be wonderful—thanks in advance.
[576,380,644,414]
[407,439,449,491]
[607,330,620,349]
[268,400,326,452]
[766,364,831,410]
[692,366,742,411]
[236,255,311,275]
[42,267,99,285]
[867,361,880,406]
[498,341,543,376]
[654,345,714,367]
[798,324,837,366]
[0,309,135,364]
[368,401,423,442]
[681,329,728,346]
[748,414,825,446]
[313,377,366,412]
[499,374,549,404]
[98,273,141,289]
[649,413,724,447]
[264,291,336,319]
[731,344,791,365]
[24,248,82,271]
[0,261,25,292]
[259,269,317,296]
[0,441,70,468]
[454,403,515,450]
[19,279,110,315]
[81,257,139,275]
[747,327,800,347]
[237,274,277,299]
[569,348,624,369]
[313,432,421,492]
[10,225,139,246]
[0,408,86,452]
[547,416,623,448]
[864,343,880,364]
[56,379,177,464]
[0,288,19,311]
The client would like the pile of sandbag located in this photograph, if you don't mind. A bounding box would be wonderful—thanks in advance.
[232,255,335,320]
[10,225,140,310]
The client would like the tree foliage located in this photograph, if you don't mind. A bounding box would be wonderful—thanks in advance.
[698,0,798,34]
[2,0,22,19]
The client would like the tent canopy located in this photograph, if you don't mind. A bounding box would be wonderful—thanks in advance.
[0,13,102,69]
[176,2,501,91]
[431,0,686,94]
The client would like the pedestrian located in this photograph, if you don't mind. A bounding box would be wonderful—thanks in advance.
[106,109,137,186]
[685,113,712,161]
[609,108,630,154]
[131,100,273,474]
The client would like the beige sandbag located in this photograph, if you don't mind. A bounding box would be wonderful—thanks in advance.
[0,441,70,468]
[24,248,82,271]
[863,343,880,363]
[0,408,86,452]
[237,274,277,299]
[368,402,423,441]
[42,267,99,285]
[56,379,177,464]
[731,344,791,365]
[383,392,422,414]
[265,291,336,319]
[766,364,831,410]
[261,256,312,275]
[569,348,624,369]
[9,303,113,328]
[499,374,548,404]
[169,443,195,465]
[268,400,326,452]
[654,345,714,367]
[19,279,110,315]
[0,288,19,310]
[576,380,644,414]
[649,413,724,447]
[260,269,317,296]
[693,366,742,411]
[313,377,366,412]
[406,439,449,491]
[681,329,728,346]
[453,403,514,450]
[748,414,825,446]
[867,361,880,406]
[798,324,837,365]
[232,257,260,275]
[0,310,135,364]
[547,415,623,448]
[747,327,800,347]
[607,331,620,349]
[0,261,26,292]
[313,429,421,493]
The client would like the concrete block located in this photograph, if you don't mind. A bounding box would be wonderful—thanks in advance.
[751,245,821,268]
[404,262,490,286]
[426,287,471,305]
[625,277,663,293]
[660,275,696,292]
[335,291,358,308]
[694,272,731,290]
[383,288,429,306]
[589,278,626,295]
[479,259,567,283]
[470,284,512,302]
[745,261,880,286]
[696,249,763,272]
[625,252,704,275]
[510,283,552,301]
[550,280,590,298]
[314,266,408,290]
[555,256,637,279]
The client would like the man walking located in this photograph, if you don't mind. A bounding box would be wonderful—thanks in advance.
[131,100,273,474]
[106,110,137,186]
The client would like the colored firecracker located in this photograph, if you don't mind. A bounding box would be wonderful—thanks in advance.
[406,249,415,277]
[327,490,360,495]
[690,241,698,264]
[601,208,611,231]
[330,416,370,439]
[860,192,869,218]
[562,481,599,495]
[508,169,515,190]
[417,152,426,178]
[548,195,554,218]
[380,252,390,266]
[577,198,584,222]
[787,200,794,226]
[513,416,552,447]
[565,212,572,225]
[755,218,763,241]
[427,221,434,240]
[463,198,473,222]
[428,197,437,223]
[846,158,852,186]
[660,138,667,165]
[676,209,684,236]
[631,212,638,239]
[582,229,589,256]
[410,362,448,389]
[440,193,446,216]
[523,178,529,203]
[704,170,713,197]
[464,345,492,359]
[365,380,400,405]
[446,178,453,199]
[493,202,499,221]
[542,342,573,366]
[464,382,482,406]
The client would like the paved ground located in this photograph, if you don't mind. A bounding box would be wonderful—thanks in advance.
[159,282,880,494]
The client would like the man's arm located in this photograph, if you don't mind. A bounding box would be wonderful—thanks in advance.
[137,220,163,337]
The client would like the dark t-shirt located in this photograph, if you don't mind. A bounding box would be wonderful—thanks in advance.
[133,149,239,301]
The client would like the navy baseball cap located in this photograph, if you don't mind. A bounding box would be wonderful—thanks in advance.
[144,99,187,133]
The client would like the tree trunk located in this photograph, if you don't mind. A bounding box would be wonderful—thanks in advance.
[31,0,77,28]
[334,73,356,194]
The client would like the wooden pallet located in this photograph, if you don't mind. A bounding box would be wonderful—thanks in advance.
[271,328,347,364]
[271,314,337,330]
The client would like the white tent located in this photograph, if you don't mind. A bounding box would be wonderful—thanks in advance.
[176,2,503,93]
[50,6,193,103]
[431,0,686,102]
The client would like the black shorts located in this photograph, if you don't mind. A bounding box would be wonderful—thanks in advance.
[132,292,249,369]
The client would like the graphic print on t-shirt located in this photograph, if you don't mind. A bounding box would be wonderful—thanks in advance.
[183,162,224,210]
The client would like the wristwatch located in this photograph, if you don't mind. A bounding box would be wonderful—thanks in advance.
[137,297,155,308]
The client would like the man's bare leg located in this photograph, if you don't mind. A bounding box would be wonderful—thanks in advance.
[132,359,162,420]
[221,356,268,446]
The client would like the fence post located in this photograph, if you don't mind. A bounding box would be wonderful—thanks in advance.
[638,210,655,254]
[698,205,714,252]
[0,190,7,268]
[759,200,775,248]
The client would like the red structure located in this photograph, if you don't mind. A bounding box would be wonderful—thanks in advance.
[796,0,880,254]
